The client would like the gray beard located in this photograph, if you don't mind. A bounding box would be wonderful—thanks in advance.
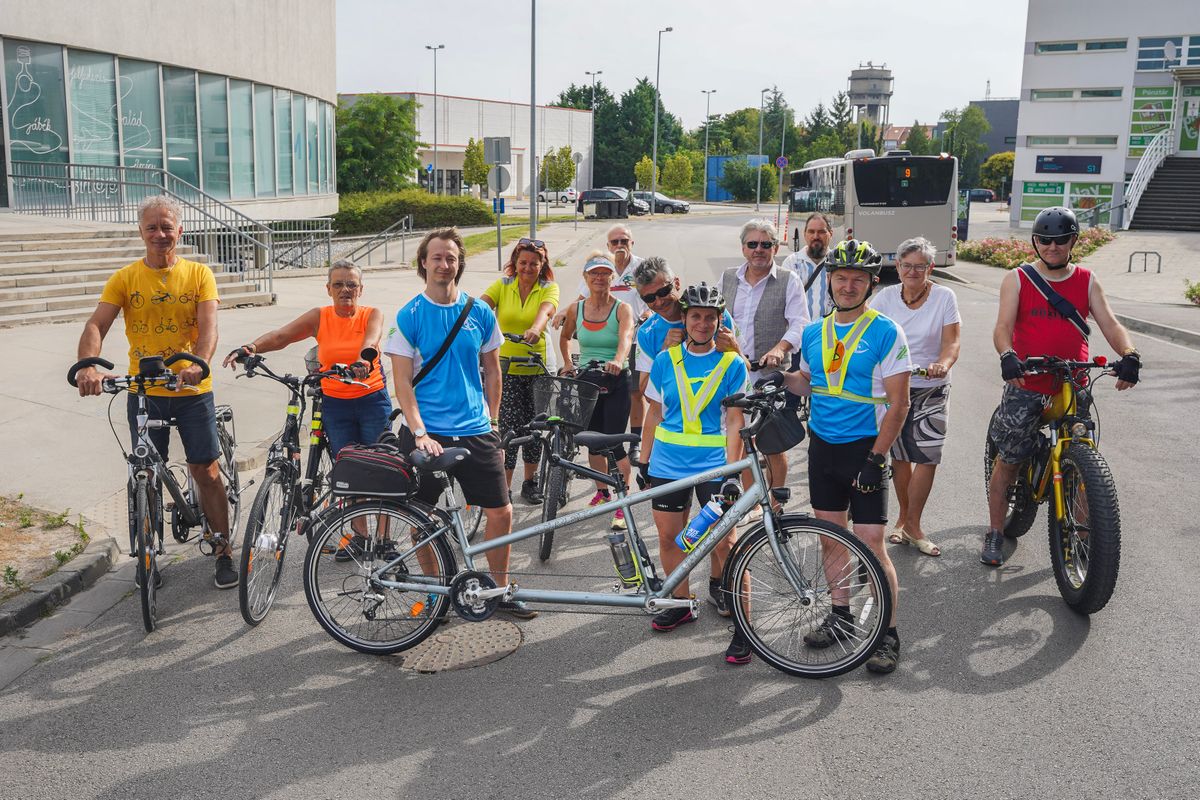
[808,243,827,261]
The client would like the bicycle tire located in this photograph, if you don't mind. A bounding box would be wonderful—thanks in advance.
[724,516,892,678]
[239,466,294,626]
[538,464,564,561]
[984,407,1038,538]
[218,424,242,545]
[135,480,158,633]
[1049,442,1121,615]
[303,500,456,655]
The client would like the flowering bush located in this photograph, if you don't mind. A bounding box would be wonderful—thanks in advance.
[1185,279,1200,307]
[958,227,1116,269]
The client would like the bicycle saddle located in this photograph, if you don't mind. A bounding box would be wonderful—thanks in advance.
[408,447,469,472]
[574,431,641,453]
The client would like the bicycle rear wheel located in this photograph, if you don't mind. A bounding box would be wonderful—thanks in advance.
[984,407,1038,538]
[134,480,159,633]
[217,421,242,545]
[725,517,891,678]
[1049,443,1121,614]
[538,459,563,562]
[442,479,482,543]
[239,466,294,626]
[303,500,456,655]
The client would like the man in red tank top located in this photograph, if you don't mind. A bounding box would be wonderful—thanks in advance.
[982,207,1141,566]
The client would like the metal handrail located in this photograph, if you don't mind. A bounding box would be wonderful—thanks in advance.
[1123,129,1175,230]
[341,214,415,265]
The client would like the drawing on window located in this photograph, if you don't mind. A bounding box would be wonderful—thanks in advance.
[8,46,65,156]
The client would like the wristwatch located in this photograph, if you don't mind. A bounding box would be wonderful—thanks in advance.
[412,427,427,438]
[865,451,887,468]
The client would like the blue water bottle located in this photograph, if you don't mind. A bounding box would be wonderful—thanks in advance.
[675,497,725,552]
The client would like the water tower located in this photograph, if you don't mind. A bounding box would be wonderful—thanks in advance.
[847,62,894,128]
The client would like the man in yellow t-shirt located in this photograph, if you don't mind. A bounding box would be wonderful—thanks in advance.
[73,195,235,590]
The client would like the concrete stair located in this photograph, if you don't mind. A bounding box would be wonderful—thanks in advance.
[0,229,273,327]
[1129,156,1200,233]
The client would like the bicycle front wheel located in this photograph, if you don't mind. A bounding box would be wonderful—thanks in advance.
[239,466,294,626]
[135,480,159,633]
[725,517,891,678]
[1049,442,1121,614]
[303,500,456,655]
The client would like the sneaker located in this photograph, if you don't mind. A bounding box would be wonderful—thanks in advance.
[628,444,641,468]
[520,479,544,505]
[497,600,538,620]
[611,509,627,530]
[588,490,612,507]
[803,610,856,648]
[725,627,752,665]
[334,534,367,563]
[650,605,697,632]
[980,529,1005,566]
[708,577,731,617]
[213,555,238,589]
[865,633,900,675]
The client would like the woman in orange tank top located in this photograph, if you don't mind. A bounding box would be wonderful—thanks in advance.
[221,260,391,455]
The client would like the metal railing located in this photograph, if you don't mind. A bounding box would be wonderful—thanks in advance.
[340,214,415,266]
[1122,129,1175,230]
[262,217,336,271]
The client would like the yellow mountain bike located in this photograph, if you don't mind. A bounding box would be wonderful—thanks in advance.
[984,356,1121,614]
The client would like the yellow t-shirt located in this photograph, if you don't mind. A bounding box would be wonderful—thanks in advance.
[482,276,559,375]
[98,258,220,396]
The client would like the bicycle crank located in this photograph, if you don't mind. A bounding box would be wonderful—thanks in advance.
[449,570,503,622]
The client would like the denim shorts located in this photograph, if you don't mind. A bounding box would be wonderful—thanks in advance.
[322,388,394,457]
[127,392,220,464]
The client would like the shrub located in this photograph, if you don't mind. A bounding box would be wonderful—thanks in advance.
[334,190,494,236]
[957,227,1116,269]
[1185,279,1200,307]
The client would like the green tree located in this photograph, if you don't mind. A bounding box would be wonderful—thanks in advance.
[463,137,488,190]
[719,158,777,202]
[979,151,1015,194]
[554,81,620,187]
[336,94,421,192]
[829,91,855,150]
[539,146,576,198]
[633,155,658,190]
[941,105,992,187]
[661,151,694,197]
[808,132,845,160]
[902,122,932,155]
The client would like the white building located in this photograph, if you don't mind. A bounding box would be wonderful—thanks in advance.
[1012,0,1200,227]
[341,92,593,198]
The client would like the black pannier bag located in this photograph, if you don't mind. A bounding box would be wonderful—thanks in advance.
[330,442,418,498]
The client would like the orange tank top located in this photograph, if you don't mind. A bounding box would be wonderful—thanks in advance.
[317,305,386,399]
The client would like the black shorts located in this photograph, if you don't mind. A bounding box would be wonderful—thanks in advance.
[628,342,641,393]
[580,370,632,459]
[807,432,887,524]
[647,474,720,514]
[402,429,510,509]
[127,392,220,464]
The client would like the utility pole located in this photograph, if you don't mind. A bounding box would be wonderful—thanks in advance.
[425,44,444,194]
[586,69,602,190]
[650,26,673,216]
[529,0,537,237]
[701,89,716,204]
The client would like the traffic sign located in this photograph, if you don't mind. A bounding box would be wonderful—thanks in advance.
[487,165,511,194]
[484,137,511,165]
[492,198,506,214]
[426,164,433,173]
[571,151,583,165]
[776,156,789,169]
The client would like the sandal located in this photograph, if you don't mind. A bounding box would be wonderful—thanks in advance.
[887,528,906,545]
[897,530,941,557]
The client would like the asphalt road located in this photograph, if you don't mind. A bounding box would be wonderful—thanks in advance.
[2,214,1198,799]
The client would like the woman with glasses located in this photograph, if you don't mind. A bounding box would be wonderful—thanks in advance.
[222,259,389,456]
[868,236,960,557]
[481,238,560,503]
[558,251,635,530]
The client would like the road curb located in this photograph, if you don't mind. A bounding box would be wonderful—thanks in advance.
[0,533,120,637]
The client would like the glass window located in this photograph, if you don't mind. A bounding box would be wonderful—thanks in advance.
[118,59,163,171]
[292,94,307,194]
[275,89,293,195]
[228,80,253,198]
[317,101,328,194]
[1080,88,1122,99]
[325,102,335,191]
[1036,42,1078,53]
[1031,89,1074,100]
[67,50,118,167]
[852,158,955,207]
[1075,136,1119,146]
[162,67,200,186]
[1004,136,1017,145]
[306,96,318,193]
[4,39,69,164]
[199,74,230,198]
[1085,40,1127,51]
[1137,36,1185,70]
[254,84,275,197]
[1028,136,1070,145]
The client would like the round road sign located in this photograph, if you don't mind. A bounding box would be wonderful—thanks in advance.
[487,165,511,194]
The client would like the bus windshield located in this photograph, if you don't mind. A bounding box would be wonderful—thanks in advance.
[853,158,955,207]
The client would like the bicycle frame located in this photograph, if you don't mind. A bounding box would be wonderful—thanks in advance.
[127,392,202,554]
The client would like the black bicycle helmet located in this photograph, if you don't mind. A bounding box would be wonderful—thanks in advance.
[827,239,883,277]
[1031,207,1080,238]
[679,282,726,313]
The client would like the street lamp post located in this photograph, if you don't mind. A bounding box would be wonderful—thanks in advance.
[701,89,716,204]
[650,26,672,217]
[529,0,537,237]
[425,44,444,195]
[755,87,768,211]
[586,69,602,190]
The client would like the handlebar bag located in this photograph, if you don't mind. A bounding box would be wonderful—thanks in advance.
[330,443,418,498]
[754,406,806,455]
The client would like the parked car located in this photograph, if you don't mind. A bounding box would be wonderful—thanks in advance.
[538,187,578,203]
[632,191,690,214]
[968,188,995,203]
[603,187,650,215]
[576,188,631,218]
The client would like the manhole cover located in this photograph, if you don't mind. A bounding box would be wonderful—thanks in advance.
[400,619,523,673]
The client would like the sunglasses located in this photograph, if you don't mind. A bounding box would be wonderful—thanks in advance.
[518,237,546,249]
[1034,233,1074,246]
[745,240,776,250]
[640,284,674,304]
[609,237,631,246]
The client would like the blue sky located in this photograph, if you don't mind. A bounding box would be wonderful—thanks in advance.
[336,0,1029,128]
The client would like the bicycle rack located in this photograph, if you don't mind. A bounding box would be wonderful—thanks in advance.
[1128,251,1162,273]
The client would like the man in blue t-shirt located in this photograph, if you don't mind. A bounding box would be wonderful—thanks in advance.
[384,227,534,620]
[785,239,911,675]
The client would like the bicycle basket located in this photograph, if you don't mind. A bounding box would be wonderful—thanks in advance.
[304,345,321,375]
[330,443,418,499]
[532,376,601,430]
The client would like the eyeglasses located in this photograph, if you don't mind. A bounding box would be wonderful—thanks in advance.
[518,237,546,249]
[608,237,630,246]
[898,263,930,273]
[640,284,674,304]
[745,240,776,250]
[1034,233,1074,246]
[331,282,361,290]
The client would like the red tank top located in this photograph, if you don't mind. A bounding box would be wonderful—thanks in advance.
[317,305,386,399]
[1013,264,1091,395]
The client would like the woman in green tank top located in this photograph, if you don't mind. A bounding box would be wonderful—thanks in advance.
[557,252,635,530]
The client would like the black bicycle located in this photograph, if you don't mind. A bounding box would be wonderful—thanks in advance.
[68,353,241,632]
[233,352,368,625]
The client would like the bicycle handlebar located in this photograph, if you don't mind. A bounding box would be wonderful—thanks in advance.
[238,353,363,388]
[1021,355,1112,375]
[67,356,115,387]
[67,352,210,388]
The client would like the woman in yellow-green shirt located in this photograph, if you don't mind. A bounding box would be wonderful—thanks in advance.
[481,238,560,503]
